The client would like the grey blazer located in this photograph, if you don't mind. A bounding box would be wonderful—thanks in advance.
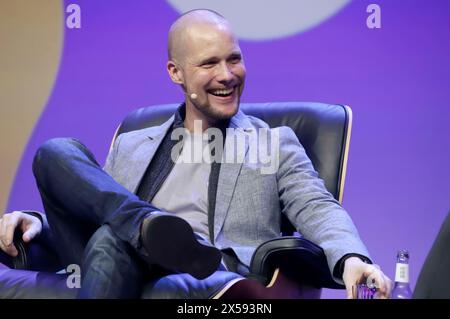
[104,110,370,282]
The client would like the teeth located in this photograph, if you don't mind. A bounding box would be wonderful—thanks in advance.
[211,88,234,96]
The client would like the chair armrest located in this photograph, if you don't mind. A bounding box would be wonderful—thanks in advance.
[0,231,28,269]
[12,231,29,269]
[6,211,62,271]
[0,229,62,272]
[249,236,344,289]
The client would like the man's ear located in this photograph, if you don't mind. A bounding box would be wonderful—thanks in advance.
[167,60,184,85]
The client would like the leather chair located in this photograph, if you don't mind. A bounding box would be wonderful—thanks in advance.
[0,102,351,298]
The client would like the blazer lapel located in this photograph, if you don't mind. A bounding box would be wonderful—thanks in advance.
[125,117,174,193]
[213,111,253,242]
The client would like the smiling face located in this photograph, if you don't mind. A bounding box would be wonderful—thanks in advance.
[167,18,246,130]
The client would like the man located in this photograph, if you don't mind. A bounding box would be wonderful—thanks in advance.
[0,9,391,298]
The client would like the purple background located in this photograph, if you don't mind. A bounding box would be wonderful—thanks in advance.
[7,0,450,298]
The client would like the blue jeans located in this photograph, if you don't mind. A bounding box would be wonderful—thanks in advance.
[32,138,160,298]
[32,138,239,298]
[78,224,148,298]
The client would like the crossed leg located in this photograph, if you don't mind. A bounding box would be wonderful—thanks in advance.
[32,138,221,298]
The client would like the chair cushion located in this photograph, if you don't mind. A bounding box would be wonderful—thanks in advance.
[0,268,76,299]
[0,268,242,299]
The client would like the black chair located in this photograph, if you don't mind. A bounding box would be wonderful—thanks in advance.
[413,212,450,299]
[0,102,351,298]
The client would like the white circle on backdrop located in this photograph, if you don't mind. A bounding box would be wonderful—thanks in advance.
[166,0,351,41]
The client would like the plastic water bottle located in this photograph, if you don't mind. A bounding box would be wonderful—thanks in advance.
[391,249,413,299]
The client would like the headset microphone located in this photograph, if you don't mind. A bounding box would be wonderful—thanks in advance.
[190,93,198,100]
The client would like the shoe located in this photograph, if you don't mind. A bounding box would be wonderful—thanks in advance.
[215,278,269,299]
[217,270,321,299]
[140,212,222,280]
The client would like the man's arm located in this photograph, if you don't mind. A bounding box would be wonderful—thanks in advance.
[276,126,391,297]
[276,126,370,281]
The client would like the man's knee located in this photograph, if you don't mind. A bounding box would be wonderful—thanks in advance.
[32,138,88,177]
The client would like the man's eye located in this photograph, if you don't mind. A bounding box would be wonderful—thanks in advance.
[229,56,241,64]
[201,61,216,68]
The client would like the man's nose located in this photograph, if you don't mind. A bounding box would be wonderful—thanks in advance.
[215,62,234,84]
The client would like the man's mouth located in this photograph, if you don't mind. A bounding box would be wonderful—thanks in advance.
[208,85,237,97]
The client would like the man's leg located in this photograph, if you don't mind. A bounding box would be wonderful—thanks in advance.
[32,138,152,266]
[77,224,146,299]
[79,226,245,299]
[32,138,221,278]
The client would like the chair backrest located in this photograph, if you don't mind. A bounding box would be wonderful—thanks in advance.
[115,102,352,233]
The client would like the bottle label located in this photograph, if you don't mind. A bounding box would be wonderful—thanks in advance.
[395,263,409,283]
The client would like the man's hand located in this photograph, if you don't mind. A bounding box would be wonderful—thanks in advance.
[0,211,42,257]
[342,256,393,299]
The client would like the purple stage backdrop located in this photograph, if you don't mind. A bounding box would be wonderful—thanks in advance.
[6,0,450,298]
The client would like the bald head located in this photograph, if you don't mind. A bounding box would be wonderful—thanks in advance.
[168,9,232,64]
[165,9,246,128]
